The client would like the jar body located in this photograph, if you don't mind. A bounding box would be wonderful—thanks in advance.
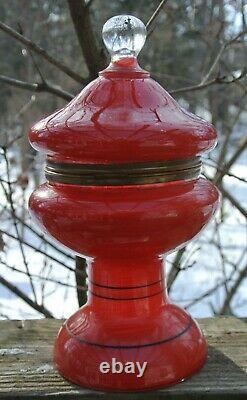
[29,178,219,259]
[29,177,219,391]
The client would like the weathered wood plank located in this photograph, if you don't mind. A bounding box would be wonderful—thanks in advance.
[0,317,246,399]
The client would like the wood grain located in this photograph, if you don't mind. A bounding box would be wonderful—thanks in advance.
[0,317,246,399]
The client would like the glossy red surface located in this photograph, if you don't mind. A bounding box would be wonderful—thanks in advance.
[29,56,220,391]
[29,178,219,391]
[29,58,217,164]
[29,178,219,259]
[55,300,207,391]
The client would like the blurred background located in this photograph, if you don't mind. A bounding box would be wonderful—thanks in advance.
[0,0,246,319]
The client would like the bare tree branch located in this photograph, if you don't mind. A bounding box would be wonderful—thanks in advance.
[2,149,37,302]
[167,248,185,291]
[170,69,246,95]
[168,138,246,293]
[204,159,247,184]
[67,0,107,79]
[0,274,54,318]
[146,0,169,37]
[0,228,82,276]
[13,215,74,260]
[0,74,74,101]
[203,170,247,219]
[0,21,87,84]
[214,137,247,185]
[171,28,247,96]
[201,43,226,85]
[75,256,88,307]
[201,29,247,85]
[185,278,232,310]
[1,259,86,292]
[85,0,95,8]
[216,93,246,167]
[219,265,247,315]
[220,185,247,218]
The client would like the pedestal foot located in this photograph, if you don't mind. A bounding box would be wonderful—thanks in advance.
[54,303,206,391]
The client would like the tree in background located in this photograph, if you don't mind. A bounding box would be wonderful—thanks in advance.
[0,0,246,319]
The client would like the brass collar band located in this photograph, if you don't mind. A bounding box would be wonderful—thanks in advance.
[45,158,201,186]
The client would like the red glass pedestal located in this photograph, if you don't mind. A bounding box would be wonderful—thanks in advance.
[54,259,206,391]
[28,14,220,391]
[29,178,219,391]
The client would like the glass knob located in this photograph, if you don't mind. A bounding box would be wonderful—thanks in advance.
[102,15,147,62]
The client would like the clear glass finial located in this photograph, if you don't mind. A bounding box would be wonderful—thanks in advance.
[102,15,147,62]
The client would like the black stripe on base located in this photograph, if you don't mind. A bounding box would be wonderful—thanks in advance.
[89,288,164,301]
[66,317,193,349]
[88,278,163,290]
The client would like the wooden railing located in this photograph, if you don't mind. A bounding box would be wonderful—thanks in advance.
[0,317,246,399]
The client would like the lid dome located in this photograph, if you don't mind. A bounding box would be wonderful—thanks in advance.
[29,15,217,165]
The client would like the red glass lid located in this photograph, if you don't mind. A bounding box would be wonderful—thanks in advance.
[29,15,217,165]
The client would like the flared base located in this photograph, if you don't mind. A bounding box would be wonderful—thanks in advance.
[54,303,207,391]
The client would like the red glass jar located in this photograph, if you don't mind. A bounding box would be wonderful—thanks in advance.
[29,15,220,392]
